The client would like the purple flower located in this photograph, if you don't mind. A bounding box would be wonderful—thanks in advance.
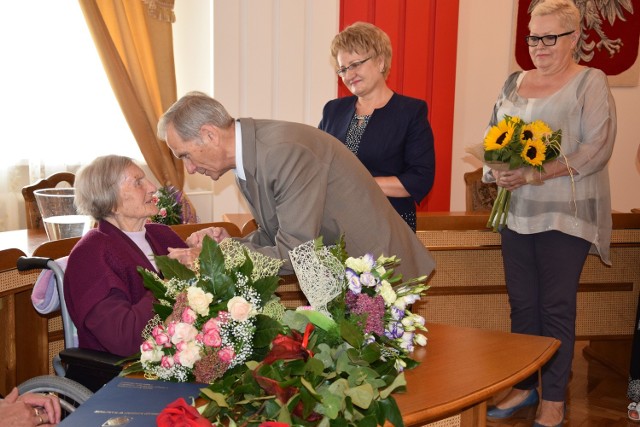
[390,306,405,321]
[346,269,362,293]
[385,321,404,340]
[347,292,385,336]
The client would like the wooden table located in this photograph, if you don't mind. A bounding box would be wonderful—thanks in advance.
[0,228,48,256]
[396,323,559,426]
[56,323,558,427]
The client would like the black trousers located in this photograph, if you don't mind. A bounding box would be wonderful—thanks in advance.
[501,228,591,401]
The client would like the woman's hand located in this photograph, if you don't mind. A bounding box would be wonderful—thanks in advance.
[167,247,201,267]
[492,168,535,191]
[185,227,231,248]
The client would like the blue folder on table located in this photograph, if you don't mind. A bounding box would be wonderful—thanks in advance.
[59,377,208,426]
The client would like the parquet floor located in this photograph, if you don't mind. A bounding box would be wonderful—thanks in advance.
[487,340,637,426]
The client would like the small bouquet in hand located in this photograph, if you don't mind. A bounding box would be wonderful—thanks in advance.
[481,115,561,232]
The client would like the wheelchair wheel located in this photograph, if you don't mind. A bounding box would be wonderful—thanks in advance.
[18,375,93,419]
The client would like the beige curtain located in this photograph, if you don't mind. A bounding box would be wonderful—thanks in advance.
[78,0,185,191]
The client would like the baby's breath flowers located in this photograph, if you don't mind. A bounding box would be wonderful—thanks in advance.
[122,236,284,384]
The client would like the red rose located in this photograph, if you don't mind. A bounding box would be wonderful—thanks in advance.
[156,398,211,427]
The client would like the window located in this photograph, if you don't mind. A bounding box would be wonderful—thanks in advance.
[3,1,143,166]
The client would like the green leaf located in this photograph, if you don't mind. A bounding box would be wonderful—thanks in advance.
[155,255,196,281]
[344,383,374,409]
[252,314,283,348]
[378,396,404,427]
[152,303,173,320]
[317,388,343,419]
[339,319,364,348]
[138,268,169,300]
[254,275,280,305]
[198,236,227,283]
[379,372,406,399]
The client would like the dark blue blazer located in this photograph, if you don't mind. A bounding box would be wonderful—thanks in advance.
[319,93,436,225]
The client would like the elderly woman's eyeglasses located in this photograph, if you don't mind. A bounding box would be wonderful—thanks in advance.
[525,31,574,47]
[336,57,372,76]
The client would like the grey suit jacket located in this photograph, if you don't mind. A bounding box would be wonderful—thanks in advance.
[235,118,436,279]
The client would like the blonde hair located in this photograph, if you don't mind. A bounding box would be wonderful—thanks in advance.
[330,22,392,78]
[530,0,580,33]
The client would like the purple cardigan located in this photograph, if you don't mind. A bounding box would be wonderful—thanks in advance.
[64,220,187,357]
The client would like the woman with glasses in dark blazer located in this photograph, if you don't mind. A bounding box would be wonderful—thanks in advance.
[319,22,435,232]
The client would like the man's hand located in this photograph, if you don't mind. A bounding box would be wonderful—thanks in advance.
[185,227,231,248]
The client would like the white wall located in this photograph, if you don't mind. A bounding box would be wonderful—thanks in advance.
[174,0,640,222]
[173,0,339,222]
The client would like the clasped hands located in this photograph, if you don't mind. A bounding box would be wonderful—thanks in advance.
[492,168,543,191]
[167,226,231,266]
[0,387,61,427]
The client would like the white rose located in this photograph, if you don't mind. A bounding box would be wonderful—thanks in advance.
[227,296,257,321]
[140,346,163,363]
[170,322,199,345]
[175,341,201,368]
[187,287,213,316]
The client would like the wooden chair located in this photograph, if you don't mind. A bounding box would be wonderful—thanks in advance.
[170,222,242,240]
[464,167,498,212]
[0,248,46,395]
[22,172,75,230]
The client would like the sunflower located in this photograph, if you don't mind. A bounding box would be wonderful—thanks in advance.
[484,119,515,151]
[521,138,547,167]
[521,120,553,143]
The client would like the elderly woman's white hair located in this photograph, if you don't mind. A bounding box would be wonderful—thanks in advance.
[74,155,137,220]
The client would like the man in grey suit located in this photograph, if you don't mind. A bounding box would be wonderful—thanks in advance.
[158,91,435,279]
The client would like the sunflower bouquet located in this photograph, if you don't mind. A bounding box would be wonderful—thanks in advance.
[482,115,562,232]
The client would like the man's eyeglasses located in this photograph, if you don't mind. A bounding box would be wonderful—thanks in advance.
[336,57,372,76]
[525,30,574,47]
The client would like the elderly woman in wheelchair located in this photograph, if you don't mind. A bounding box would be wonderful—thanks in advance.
[64,155,189,357]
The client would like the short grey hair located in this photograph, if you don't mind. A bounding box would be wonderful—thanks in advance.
[530,0,580,33]
[74,155,135,220]
[157,91,235,142]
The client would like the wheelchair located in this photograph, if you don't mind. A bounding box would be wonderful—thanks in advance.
[16,256,124,414]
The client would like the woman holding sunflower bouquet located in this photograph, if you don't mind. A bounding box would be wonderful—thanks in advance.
[482,0,617,426]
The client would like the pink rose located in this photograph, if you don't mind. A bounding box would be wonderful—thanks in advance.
[160,208,167,217]
[181,308,197,324]
[227,296,256,321]
[161,355,174,368]
[141,339,155,352]
[151,195,159,205]
[218,347,235,363]
[202,317,220,334]
[203,329,222,348]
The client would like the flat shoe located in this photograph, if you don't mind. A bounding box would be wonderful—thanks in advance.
[533,402,566,427]
[487,389,539,420]
[629,402,640,422]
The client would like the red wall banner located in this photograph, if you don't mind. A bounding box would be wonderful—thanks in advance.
[338,0,459,212]
[514,0,640,79]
